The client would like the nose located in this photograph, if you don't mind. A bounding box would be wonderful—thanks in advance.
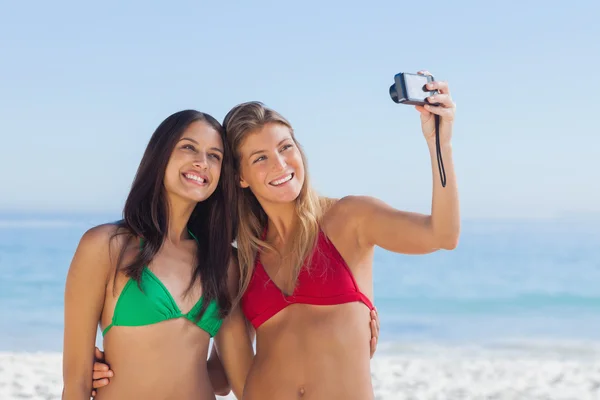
[272,153,287,171]
[193,153,209,169]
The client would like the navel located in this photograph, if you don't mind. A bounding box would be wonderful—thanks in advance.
[298,386,306,397]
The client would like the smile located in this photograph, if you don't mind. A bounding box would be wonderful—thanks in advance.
[269,173,294,186]
[183,173,208,185]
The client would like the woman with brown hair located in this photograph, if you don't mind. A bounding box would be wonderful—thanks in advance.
[62,110,252,400]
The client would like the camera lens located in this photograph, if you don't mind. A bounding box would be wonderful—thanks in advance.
[389,84,400,103]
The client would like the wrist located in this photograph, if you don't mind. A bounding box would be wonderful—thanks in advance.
[426,139,452,150]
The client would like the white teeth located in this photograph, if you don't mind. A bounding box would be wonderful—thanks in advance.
[185,174,205,183]
[271,174,293,186]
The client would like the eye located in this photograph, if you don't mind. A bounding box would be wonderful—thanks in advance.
[182,144,196,152]
[253,155,266,164]
[281,143,293,152]
[209,153,222,161]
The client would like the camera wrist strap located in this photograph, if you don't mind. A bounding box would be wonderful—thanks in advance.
[435,114,447,188]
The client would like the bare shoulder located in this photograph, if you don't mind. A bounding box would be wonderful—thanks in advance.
[77,223,116,254]
[322,195,388,245]
[70,223,130,277]
[323,195,378,221]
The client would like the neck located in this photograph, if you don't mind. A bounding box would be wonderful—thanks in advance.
[166,194,196,245]
[261,200,297,245]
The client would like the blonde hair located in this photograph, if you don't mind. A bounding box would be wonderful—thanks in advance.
[223,101,322,301]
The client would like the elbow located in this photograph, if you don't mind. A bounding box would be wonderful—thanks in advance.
[430,216,460,251]
[215,387,232,397]
[62,368,92,400]
[440,237,459,250]
[212,377,232,396]
[207,357,231,396]
[435,231,460,250]
[211,374,231,396]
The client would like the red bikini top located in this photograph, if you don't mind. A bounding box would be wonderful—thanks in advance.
[241,229,374,329]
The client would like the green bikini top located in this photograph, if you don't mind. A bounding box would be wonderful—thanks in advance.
[102,233,223,337]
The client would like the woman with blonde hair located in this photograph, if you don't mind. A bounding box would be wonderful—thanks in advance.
[212,70,460,399]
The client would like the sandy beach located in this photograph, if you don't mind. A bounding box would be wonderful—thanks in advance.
[2,342,599,400]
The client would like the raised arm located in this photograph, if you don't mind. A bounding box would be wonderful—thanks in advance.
[348,73,459,255]
[213,255,254,399]
[62,225,114,400]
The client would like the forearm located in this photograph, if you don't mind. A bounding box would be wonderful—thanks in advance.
[214,318,254,399]
[207,344,231,396]
[428,139,460,248]
[61,380,92,400]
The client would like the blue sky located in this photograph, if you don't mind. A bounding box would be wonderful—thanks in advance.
[0,0,597,219]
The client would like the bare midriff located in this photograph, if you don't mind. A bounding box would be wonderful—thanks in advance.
[94,319,215,400]
[243,302,373,400]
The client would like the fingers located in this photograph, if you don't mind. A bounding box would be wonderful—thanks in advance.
[92,378,109,389]
[424,103,455,119]
[418,70,451,95]
[369,310,377,336]
[415,105,429,114]
[93,361,109,372]
[417,92,455,120]
[370,309,380,339]
[426,94,453,108]
[370,336,377,359]
[370,318,377,339]
[92,359,113,390]
[369,308,380,359]
[426,80,450,95]
[93,368,113,380]
[90,349,109,397]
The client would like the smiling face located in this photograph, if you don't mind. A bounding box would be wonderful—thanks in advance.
[163,120,224,204]
[237,122,305,206]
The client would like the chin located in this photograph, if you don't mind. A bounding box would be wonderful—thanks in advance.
[180,188,216,204]
[271,188,302,204]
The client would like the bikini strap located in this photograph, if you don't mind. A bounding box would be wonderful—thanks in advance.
[102,323,113,336]
[188,229,199,242]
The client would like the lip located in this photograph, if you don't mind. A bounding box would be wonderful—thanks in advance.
[269,172,294,186]
[182,170,210,186]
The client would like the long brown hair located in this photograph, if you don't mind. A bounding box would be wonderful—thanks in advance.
[112,110,237,319]
[222,101,322,300]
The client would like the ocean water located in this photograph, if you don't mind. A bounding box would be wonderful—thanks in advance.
[0,213,599,352]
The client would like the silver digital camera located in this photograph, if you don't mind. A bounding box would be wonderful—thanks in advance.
[389,72,439,106]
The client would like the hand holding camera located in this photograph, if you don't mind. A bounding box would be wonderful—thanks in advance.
[389,70,456,187]
[389,70,456,145]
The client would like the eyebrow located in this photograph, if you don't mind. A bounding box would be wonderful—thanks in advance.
[248,138,292,158]
[179,137,223,154]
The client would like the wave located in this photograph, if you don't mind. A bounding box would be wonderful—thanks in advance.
[0,219,83,229]
[0,215,116,229]
[375,293,600,315]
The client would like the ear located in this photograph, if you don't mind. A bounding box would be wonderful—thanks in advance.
[239,176,249,188]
